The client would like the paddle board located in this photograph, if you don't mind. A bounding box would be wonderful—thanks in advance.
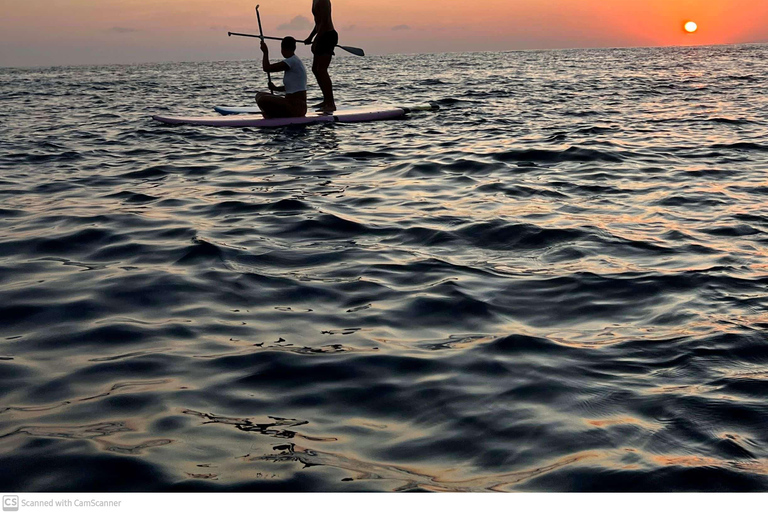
[152,106,408,128]
[212,103,439,116]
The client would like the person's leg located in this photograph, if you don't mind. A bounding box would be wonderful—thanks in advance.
[312,54,335,111]
[256,94,293,119]
[255,91,270,107]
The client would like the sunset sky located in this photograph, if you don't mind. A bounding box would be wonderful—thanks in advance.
[1,0,767,66]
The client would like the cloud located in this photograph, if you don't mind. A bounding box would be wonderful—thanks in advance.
[108,27,140,34]
[392,25,411,31]
[277,16,313,31]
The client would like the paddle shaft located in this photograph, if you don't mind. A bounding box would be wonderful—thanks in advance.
[231,33,285,43]
[228,31,365,57]
[255,6,271,85]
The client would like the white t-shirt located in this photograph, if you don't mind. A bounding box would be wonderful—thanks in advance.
[282,54,307,94]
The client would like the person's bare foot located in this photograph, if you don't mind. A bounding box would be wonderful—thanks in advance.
[316,102,336,112]
[314,100,337,112]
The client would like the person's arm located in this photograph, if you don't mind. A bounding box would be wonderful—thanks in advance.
[260,40,271,72]
[261,41,289,73]
[304,26,317,45]
[264,62,289,73]
[269,82,286,92]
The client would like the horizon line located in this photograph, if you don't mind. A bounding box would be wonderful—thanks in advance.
[2,40,766,70]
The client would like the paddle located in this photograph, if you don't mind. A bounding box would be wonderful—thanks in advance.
[228,31,365,57]
[255,6,271,88]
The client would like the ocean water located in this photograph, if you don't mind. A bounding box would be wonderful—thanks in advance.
[1,45,768,492]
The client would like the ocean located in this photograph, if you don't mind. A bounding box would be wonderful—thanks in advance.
[1,44,767,491]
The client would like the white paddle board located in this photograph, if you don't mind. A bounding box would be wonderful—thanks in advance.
[212,103,438,116]
[153,106,408,127]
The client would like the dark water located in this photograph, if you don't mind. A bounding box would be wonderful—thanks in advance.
[1,45,768,492]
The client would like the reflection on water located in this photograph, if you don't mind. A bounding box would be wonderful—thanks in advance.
[1,44,768,491]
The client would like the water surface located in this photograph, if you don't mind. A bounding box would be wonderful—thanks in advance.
[1,45,768,491]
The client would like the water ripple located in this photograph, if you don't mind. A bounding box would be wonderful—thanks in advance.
[1,45,768,491]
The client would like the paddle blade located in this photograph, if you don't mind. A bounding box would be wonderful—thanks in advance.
[340,45,365,57]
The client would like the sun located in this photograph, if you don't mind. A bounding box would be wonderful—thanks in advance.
[684,21,698,33]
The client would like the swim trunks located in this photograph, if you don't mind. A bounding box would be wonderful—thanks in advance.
[312,30,338,56]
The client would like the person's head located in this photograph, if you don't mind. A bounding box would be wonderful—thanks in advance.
[281,37,297,58]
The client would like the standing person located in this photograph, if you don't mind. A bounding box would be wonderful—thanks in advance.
[256,37,308,119]
[304,0,337,111]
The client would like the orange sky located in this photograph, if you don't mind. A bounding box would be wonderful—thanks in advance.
[1,0,767,66]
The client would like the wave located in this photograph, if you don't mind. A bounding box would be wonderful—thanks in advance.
[2,46,768,492]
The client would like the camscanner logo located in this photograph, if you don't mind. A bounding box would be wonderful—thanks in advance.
[2,496,19,512]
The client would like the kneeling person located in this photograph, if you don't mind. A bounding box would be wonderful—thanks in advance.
[256,37,307,119]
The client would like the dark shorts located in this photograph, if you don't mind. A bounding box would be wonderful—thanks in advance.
[312,30,338,56]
